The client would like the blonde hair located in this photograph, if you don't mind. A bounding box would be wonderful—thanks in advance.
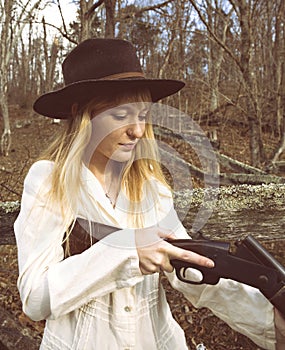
[40,88,169,228]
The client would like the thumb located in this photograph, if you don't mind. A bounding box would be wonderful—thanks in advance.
[158,228,176,240]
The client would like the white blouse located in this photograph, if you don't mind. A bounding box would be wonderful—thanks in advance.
[14,160,276,350]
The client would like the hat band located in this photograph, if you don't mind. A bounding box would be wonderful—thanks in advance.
[99,71,145,80]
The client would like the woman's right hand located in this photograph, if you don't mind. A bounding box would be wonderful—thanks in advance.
[135,226,215,275]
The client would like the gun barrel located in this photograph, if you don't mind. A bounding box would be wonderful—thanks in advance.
[243,235,285,280]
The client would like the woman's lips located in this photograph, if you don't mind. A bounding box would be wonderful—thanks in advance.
[119,142,137,150]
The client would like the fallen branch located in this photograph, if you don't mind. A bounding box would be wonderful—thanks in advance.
[159,147,285,185]
[0,183,21,196]
[155,125,274,177]
[216,153,266,174]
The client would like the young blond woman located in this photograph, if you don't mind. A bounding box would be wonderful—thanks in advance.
[15,38,283,349]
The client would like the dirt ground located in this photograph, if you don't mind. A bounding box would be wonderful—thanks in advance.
[0,104,284,349]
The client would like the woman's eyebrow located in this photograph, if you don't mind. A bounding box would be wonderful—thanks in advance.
[112,108,128,113]
[113,105,149,113]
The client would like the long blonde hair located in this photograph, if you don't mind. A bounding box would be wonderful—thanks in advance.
[40,88,169,227]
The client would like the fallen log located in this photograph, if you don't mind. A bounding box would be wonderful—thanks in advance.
[1,184,285,244]
[174,184,285,241]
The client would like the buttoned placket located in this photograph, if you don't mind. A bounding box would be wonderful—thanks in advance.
[75,167,138,350]
[120,287,136,349]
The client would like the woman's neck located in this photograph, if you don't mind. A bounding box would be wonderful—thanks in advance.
[88,159,124,207]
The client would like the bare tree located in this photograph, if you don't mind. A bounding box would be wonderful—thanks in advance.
[80,0,97,41]
[3,0,281,173]
[42,19,60,92]
[188,0,280,167]
[85,0,175,39]
[268,1,285,164]
[0,0,13,156]
[235,0,265,167]
[273,1,285,133]
[206,2,234,111]
[0,0,42,156]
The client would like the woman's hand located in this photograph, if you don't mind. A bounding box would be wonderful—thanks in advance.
[275,308,285,350]
[135,226,214,275]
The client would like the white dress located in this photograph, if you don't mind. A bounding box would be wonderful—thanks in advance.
[14,160,276,350]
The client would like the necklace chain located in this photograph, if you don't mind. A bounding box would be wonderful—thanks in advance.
[88,163,121,209]
[105,191,116,208]
[104,180,118,208]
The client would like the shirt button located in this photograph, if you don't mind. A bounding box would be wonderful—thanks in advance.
[124,306,132,312]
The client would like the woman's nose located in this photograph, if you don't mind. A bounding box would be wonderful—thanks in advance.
[126,122,145,139]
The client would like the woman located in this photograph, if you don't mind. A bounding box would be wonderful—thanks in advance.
[15,38,283,349]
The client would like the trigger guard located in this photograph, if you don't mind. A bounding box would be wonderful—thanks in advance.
[177,266,220,285]
[180,267,204,285]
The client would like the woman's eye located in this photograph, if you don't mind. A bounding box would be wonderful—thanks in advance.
[139,115,147,121]
[112,114,127,120]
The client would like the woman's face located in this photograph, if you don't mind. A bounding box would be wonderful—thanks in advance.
[89,102,149,166]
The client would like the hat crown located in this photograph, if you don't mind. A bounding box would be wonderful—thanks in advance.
[62,38,143,84]
[33,38,185,119]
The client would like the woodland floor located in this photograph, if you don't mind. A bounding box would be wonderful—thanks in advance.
[0,104,284,349]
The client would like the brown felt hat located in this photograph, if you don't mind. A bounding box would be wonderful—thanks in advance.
[33,38,185,119]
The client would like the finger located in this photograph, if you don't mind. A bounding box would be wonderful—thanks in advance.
[166,244,215,268]
[136,227,176,247]
[140,267,161,275]
[161,261,174,273]
[139,265,152,275]
[139,262,161,275]
[157,229,176,240]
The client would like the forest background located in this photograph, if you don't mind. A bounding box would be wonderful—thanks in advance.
[0,0,285,171]
[0,1,285,349]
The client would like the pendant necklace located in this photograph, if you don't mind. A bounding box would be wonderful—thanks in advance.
[102,163,123,209]
[105,191,116,208]
[104,178,119,209]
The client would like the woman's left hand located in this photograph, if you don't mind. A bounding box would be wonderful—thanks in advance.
[274,308,285,350]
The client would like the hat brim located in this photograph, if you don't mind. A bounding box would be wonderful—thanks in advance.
[33,79,185,119]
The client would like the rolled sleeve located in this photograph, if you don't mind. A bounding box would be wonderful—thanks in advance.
[165,217,276,350]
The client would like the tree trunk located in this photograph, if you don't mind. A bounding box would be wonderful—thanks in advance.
[274,0,285,137]
[0,0,43,154]
[104,0,116,38]
[0,0,12,156]
[271,8,285,164]
[42,19,59,92]
[79,0,94,41]
[238,0,264,167]
[0,96,11,156]
[206,2,232,111]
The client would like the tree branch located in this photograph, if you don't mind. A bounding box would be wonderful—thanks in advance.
[188,0,243,72]
[34,20,78,44]
[122,0,174,19]
[85,0,105,19]
[57,0,69,37]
